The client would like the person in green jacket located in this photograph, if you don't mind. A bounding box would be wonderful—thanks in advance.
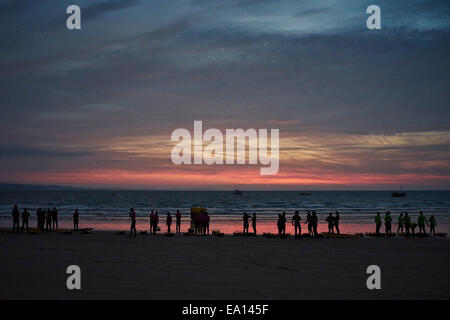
[418,211,428,235]
[384,211,392,235]
[397,213,404,234]
[404,212,411,235]
[375,212,382,234]
[429,215,437,236]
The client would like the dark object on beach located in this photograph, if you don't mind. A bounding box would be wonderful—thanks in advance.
[365,232,396,237]
[322,233,362,239]
[262,232,277,238]
[164,232,175,237]
[435,232,447,237]
[117,231,126,235]
[233,189,242,195]
[140,230,148,235]
[57,230,72,235]
[82,230,91,234]
[392,191,405,197]
[212,230,224,237]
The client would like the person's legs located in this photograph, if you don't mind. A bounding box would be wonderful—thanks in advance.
[335,224,339,234]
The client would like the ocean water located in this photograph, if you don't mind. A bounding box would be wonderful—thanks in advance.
[1,190,449,234]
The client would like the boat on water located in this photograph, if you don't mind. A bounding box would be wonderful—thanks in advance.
[392,191,406,197]
[299,192,312,196]
[233,189,243,195]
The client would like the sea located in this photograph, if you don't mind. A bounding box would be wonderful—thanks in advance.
[1,190,449,234]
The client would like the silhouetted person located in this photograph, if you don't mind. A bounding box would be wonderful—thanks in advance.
[404,212,411,234]
[51,207,58,230]
[243,212,250,234]
[176,210,182,234]
[166,212,172,233]
[375,212,381,234]
[252,213,257,234]
[325,213,334,234]
[311,211,318,236]
[429,215,436,236]
[384,211,392,235]
[205,212,210,235]
[12,205,20,232]
[36,208,44,230]
[45,209,52,231]
[149,210,154,233]
[73,209,79,230]
[397,213,404,234]
[418,211,428,235]
[292,210,301,236]
[305,211,313,235]
[277,212,286,235]
[129,208,137,238]
[21,208,30,232]
[411,222,417,235]
[153,211,159,234]
[334,211,340,234]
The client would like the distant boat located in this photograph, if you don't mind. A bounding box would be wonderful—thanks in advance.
[299,192,312,196]
[392,191,405,197]
[233,189,243,195]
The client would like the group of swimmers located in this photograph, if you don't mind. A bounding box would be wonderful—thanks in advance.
[11,205,79,232]
[375,211,437,236]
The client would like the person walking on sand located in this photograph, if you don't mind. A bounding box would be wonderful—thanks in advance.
[404,212,411,235]
[243,212,250,234]
[252,213,257,234]
[418,211,428,236]
[73,209,79,230]
[325,212,334,234]
[51,207,58,231]
[176,210,182,234]
[166,212,172,233]
[397,213,404,234]
[429,215,437,236]
[311,211,318,236]
[334,211,340,234]
[21,208,30,232]
[46,209,52,231]
[292,210,301,236]
[384,211,392,235]
[12,205,20,232]
[129,208,137,238]
[375,212,382,235]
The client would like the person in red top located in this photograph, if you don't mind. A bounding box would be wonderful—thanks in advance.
[166,212,173,233]
[129,208,137,238]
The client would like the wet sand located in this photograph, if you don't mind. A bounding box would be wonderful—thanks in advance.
[0,231,449,299]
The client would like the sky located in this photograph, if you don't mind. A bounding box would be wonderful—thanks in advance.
[0,0,449,190]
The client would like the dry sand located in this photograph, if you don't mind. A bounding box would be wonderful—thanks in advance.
[0,231,449,299]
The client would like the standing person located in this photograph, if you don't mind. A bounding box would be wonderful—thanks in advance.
[325,213,334,234]
[404,212,411,235]
[243,212,250,234]
[397,213,404,234]
[205,212,210,235]
[52,207,58,231]
[73,209,79,230]
[384,211,392,235]
[334,211,340,234]
[12,205,20,232]
[166,212,172,233]
[153,211,159,234]
[305,211,313,235]
[149,210,154,233]
[36,208,44,230]
[252,213,257,234]
[129,208,137,238]
[46,209,52,231]
[292,210,301,236]
[375,212,382,235]
[278,212,287,235]
[311,211,318,236]
[21,208,30,232]
[429,215,437,236]
[176,210,182,234]
[418,211,428,235]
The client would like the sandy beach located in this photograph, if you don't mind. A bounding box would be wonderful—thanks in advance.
[0,231,449,300]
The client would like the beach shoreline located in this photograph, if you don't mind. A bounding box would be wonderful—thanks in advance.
[1,231,449,300]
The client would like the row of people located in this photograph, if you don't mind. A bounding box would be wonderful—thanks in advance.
[11,205,80,232]
[129,208,183,238]
[375,211,437,235]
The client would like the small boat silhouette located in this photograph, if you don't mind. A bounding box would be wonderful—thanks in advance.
[392,191,405,197]
[233,189,243,195]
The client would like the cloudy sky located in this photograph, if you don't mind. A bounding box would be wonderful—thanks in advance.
[0,0,449,189]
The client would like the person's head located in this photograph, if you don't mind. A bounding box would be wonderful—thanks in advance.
[130,208,134,211]
[431,215,434,218]
[295,210,299,214]
[253,212,256,216]
[312,212,316,216]
[400,213,403,216]
[420,211,423,216]
[329,212,332,216]
[167,212,171,216]
[377,212,380,216]
[405,212,409,216]
[282,212,286,216]
[151,210,154,213]
[177,210,180,213]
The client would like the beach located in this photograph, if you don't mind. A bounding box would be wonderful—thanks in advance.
[1,231,449,300]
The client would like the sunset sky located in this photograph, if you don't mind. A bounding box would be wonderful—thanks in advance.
[0,0,449,190]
